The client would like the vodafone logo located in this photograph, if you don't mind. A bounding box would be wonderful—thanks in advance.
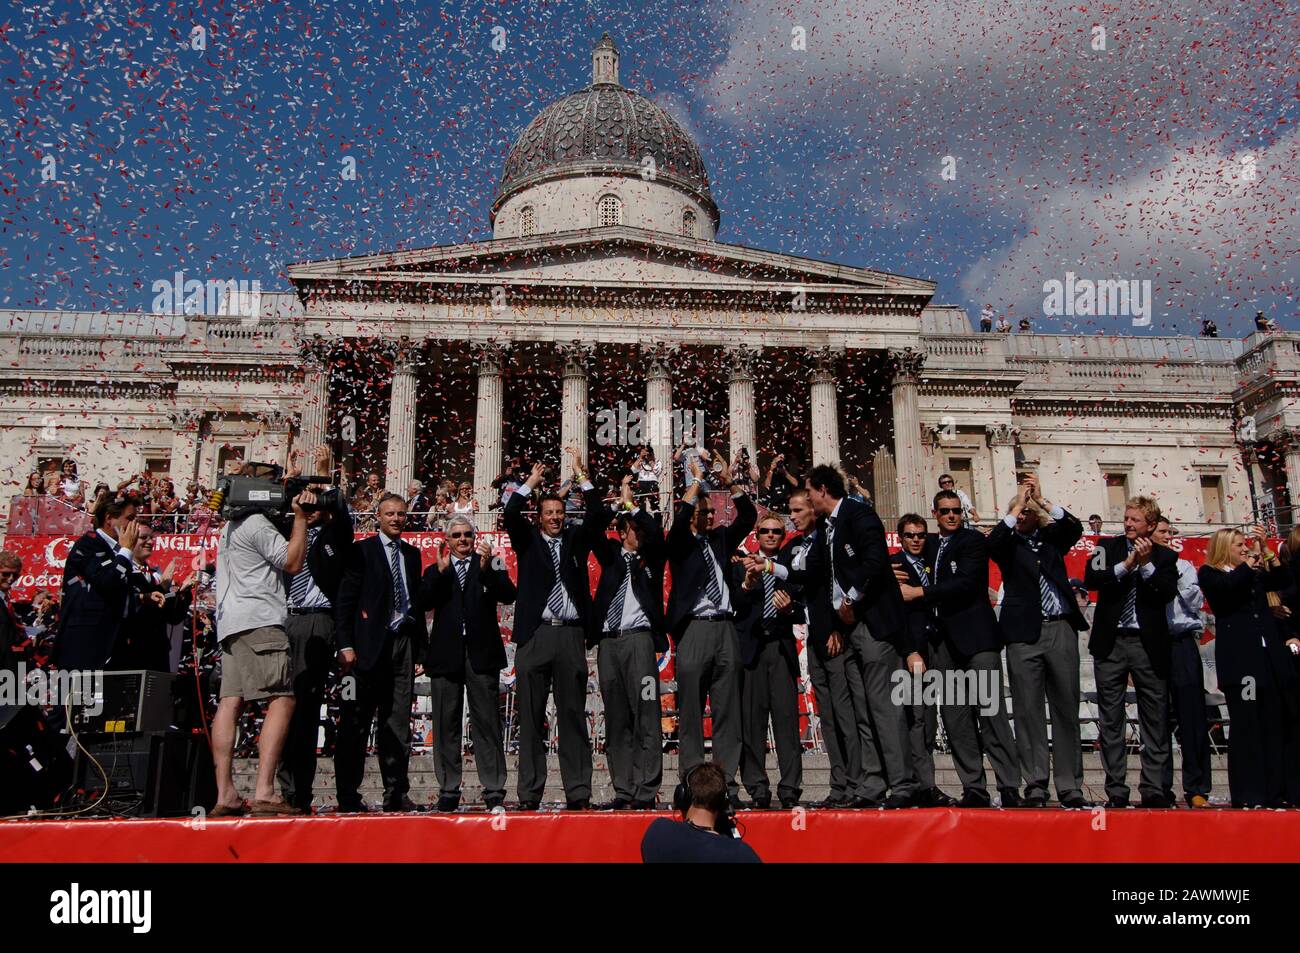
[43,536,74,569]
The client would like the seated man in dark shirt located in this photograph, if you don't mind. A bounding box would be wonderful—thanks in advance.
[641,762,761,863]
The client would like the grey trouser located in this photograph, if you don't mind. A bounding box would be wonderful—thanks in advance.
[847,623,918,798]
[598,629,663,804]
[1094,631,1169,802]
[429,657,506,803]
[277,609,334,810]
[740,637,802,802]
[1007,619,1084,799]
[676,619,742,797]
[807,643,863,799]
[516,624,591,803]
[931,638,1021,797]
[334,630,413,809]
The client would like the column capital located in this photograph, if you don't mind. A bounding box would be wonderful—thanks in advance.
[641,342,679,380]
[557,341,594,377]
[168,408,204,432]
[809,346,844,384]
[889,347,926,385]
[985,422,1020,447]
[726,344,760,380]
[471,340,510,374]
[298,335,331,369]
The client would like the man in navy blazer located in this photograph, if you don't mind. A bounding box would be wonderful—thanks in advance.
[504,451,610,810]
[53,492,143,671]
[334,492,426,813]
[987,476,1089,808]
[1083,494,1179,808]
[898,489,1022,807]
[805,464,917,808]
[666,453,756,804]
[420,514,515,812]
[589,475,667,809]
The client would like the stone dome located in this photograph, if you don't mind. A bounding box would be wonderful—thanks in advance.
[490,34,718,234]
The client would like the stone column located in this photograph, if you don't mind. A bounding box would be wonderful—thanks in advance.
[559,343,591,465]
[986,424,1019,515]
[295,348,329,458]
[809,348,841,466]
[872,446,899,522]
[472,343,507,521]
[727,346,758,464]
[167,409,204,489]
[644,345,675,517]
[384,348,418,493]
[891,348,926,516]
[1281,429,1300,528]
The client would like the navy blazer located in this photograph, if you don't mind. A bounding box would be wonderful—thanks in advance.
[890,551,937,657]
[987,508,1088,644]
[824,497,907,652]
[334,533,426,673]
[732,544,801,673]
[922,528,1002,657]
[1084,535,1178,674]
[53,531,136,670]
[420,555,515,677]
[591,505,668,653]
[665,492,757,641]
[503,484,610,646]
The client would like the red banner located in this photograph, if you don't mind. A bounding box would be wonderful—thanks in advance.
[0,530,1224,604]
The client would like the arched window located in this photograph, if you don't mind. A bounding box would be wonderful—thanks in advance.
[519,205,536,236]
[597,194,622,227]
[681,209,696,237]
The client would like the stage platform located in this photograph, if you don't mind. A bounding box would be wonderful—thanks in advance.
[5,807,1299,862]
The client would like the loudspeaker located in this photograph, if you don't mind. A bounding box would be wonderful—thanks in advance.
[73,730,216,817]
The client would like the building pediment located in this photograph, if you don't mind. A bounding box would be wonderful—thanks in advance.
[286,226,935,301]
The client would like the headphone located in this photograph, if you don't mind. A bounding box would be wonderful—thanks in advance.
[673,763,738,838]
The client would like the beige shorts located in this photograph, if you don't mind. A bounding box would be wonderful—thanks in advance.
[220,625,292,701]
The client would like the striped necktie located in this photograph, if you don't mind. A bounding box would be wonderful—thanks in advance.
[388,539,409,620]
[699,536,724,605]
[288,528,318,608]
[607,552,634,631]
[546,536,568,618]
[909,555,929,588]
[1120,541,1139,628]
[762,571,777,620]
[455,557,469,591]
[1020,533,1062,617]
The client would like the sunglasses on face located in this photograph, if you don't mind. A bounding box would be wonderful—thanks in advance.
[0,570,17,578]
[936,507,962,516]
[939,480,954,486]
[901,531,926,540]
[448,532,473,540]
[756,528,784,536]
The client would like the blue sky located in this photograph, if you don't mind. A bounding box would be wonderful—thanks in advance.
[1,0,1294,334]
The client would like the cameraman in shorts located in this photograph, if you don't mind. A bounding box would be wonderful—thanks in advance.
[211,485,315,817]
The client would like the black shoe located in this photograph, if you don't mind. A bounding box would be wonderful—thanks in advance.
[383,796,418,813]
[818,794,851,808]
[917,787,957,807]
[1140,793,1173,809]
[999,788,1023,808]
[850,795,882,809]
[630,799,656,811]
[517,799,541,811]
[435,795,460,813]
[1061,793,1089,809]
[335,799,367,814]
[728,793,744,811]
[957,790,992,808]
[565,799,590,811]
[883,792,915,809]
[601,797,632,811]
[1105,795,1131,809]
[779,796,799,810]
[752,796,772,810]
[484,796,505,813]
[1023,791,1050,808]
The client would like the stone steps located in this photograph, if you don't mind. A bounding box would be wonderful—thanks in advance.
[235,751,1232,808]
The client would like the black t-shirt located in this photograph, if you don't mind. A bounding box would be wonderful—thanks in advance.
[640,818,762,863]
